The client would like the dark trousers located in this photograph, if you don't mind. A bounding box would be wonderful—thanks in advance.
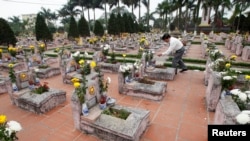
[172,47,187,69]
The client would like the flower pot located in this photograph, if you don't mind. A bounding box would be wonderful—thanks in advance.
[99,102,107,110]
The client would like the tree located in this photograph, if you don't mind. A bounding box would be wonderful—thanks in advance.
[78,16,90,37]
[35,13,53,47]
[0,18,17,46]
[68,16,79,40]
[108,13,118,35]
[94,20,104,36]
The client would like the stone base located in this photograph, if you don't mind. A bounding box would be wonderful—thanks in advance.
[15,89,66,114]
[80,105,150,141]
[145,67,176,80]
[0,81,7,94]
[121,81,167,101]
[98,62,120,73]
[0,62,26,72]
[36,67,61,79]
[213,96,241,124]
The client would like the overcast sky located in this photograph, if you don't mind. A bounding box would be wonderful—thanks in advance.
[0,0,163,21]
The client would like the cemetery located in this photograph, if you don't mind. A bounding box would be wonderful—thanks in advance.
[1,1,250,141]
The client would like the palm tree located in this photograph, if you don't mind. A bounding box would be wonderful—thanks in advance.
[141,0,150,29]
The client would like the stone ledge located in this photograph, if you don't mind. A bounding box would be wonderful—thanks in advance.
[36,67,61,79]
[145,67,176,80]
[80,105,150,141]
[214,96,241,124]
[17,89,66,114]
[122,81,167,101]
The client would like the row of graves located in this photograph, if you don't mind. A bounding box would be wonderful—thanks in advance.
[201,34,250,125]
[0,43,66,114]
[201,32,250,61]
[57,33,190,140]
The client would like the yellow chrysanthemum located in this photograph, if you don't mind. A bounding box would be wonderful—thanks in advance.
[79,59,84,65]
[56,48,59,51]
[89,86,95,95]
[225,63,231,68]
[29,45,34,49]
[90,61,96,69]
[245,75,250,80]
[0,114,7,124]
[230,55,237,60]
[8,63,14,68]
[40,43,45,48]
[71,78,80,83]
[0,49,2,53]
[73,82,81,88]
[123,54,126,57]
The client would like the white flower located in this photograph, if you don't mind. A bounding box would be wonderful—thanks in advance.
[236,113,250,124]
[106,77,111,84]
[7,120,22,132]
[223,76,233,80]
[238,92,248,102]
[72,51,80,57]
[230,89,241,95]
[84,51,88,56]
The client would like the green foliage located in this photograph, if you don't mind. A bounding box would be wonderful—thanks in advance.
[68,16,79,40]
[35,14,53,42]
[102,108,131,120]
[108,13,118,35]
[32,82,49,94]
[8,64,16,83]
[94,20,104,36]
[78,16,90,37]
[0,18,17,46]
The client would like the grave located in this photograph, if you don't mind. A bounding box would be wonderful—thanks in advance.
[6,70,66,114]
[71,70,150,141]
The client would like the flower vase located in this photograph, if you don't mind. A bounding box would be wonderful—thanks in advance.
[82,103,89,116]
[99,94,107,110]
[12,83,18,92]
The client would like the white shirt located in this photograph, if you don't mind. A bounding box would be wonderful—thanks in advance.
[162,37,183,55]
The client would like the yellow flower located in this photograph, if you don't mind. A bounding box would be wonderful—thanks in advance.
[0,49,2,53]
[40,43,45,48]
[0,114,7,124]
[79,59,84,65]
[245,75,250,81]
[230,55,237,61]
[225,63,231,68]
[56,48,59,51]
[73,82,81,88]
[8,63,14,68]
[90,61,96,69]
[71,78,80,83]
[123,54,126,57]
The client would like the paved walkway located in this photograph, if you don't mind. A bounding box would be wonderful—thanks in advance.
[0,38,249,141]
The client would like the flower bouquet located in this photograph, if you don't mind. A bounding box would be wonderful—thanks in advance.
[0,115,22,141]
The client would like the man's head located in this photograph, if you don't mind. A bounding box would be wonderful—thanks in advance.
[161,33,171,42]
